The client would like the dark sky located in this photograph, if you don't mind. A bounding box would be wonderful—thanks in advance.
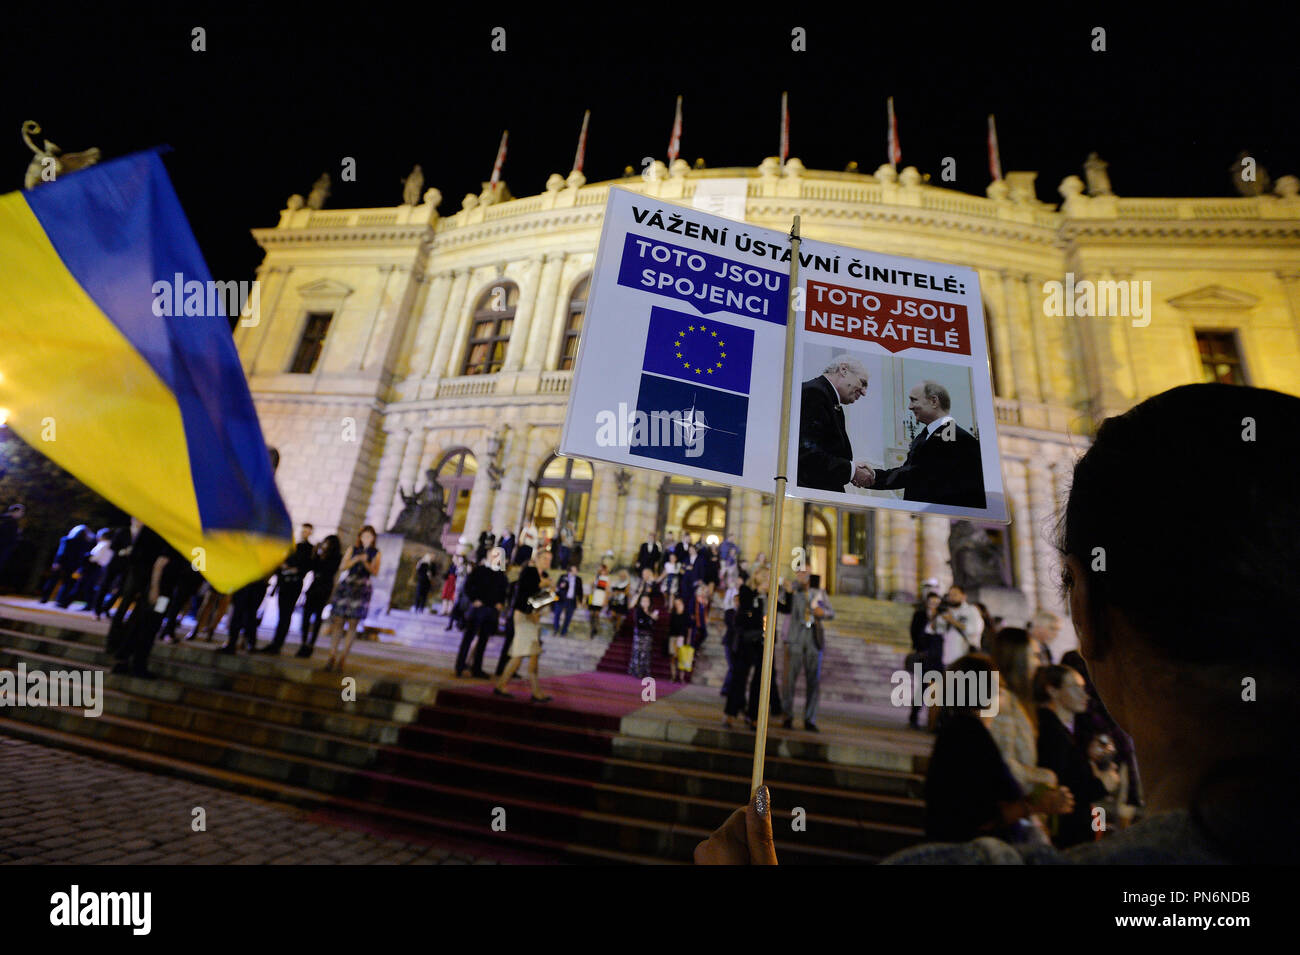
[7,5,1299,284]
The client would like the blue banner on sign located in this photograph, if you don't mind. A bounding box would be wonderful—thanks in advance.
[629,374,748,476]
[642,307,754,395]
[617,233,787,323]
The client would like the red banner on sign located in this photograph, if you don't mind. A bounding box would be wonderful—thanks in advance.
[805,279,970,355]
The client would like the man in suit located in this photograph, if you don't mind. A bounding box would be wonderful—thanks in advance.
[258,523,315,654]
[635,534,661,576]
[551,566,584,635]
[456,547,508,677]
[797,357,875,492]
[864,381,986,508]
[778,571,833,731]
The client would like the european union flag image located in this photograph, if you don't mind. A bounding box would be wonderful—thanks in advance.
[641,306,754,394]
[629,373,749,476]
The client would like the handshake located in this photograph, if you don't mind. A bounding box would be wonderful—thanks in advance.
[851,462,876,489]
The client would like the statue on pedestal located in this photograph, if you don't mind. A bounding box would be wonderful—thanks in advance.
[22,121,100,189]
[948,521,1006,592]
[389,468,450,547]
[307,173,331,210]
[402,165,424,206]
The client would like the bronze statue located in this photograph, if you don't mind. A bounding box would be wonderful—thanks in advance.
[389,468,450,546]
[948,520,1006,592]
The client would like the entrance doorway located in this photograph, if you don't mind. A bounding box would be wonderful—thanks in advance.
[656,477,730,550]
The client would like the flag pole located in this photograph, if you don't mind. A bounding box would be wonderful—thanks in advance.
[749,214,802,798]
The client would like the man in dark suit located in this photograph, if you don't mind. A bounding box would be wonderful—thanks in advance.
[866,381,986,508]
[635,534,661,576]
[797,358,875,492]
[551,567,584,635]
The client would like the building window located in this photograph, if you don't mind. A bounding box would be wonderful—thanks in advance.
[558,275,590,371]
[1195,330,1246,385]
[461,283,518,376]
[435,448,477,537]
[289,311,333,374]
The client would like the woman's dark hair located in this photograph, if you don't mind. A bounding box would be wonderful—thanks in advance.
[354,525,377,548]
[1032,664,1076,704]
[990,627,1035,702]
[319,534,341,560]
[1056,383,1300,666]
[937,652,997,725]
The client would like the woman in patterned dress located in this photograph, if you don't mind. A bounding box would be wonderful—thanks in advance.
[628,593,658,679]
[324,526,380,671]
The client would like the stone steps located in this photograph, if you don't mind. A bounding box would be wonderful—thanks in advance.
[0,610,927,863]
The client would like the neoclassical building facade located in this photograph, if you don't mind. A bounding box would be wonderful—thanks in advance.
[235,157,1300,615]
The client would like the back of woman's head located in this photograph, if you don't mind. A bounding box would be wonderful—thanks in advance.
[990,627,1035,702]
[322,534,341,559]
[1058,383,1300,667]
[939,653,997,725]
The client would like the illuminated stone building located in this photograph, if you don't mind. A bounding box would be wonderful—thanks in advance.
[235,157,1300,614]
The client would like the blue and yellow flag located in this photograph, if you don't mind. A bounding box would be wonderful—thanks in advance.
[0,149,291,591]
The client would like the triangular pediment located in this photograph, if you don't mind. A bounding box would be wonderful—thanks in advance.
[297,278,354,299]
[1167,285,1258,309]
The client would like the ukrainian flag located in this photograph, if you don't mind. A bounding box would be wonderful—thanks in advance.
[0,149,291,591]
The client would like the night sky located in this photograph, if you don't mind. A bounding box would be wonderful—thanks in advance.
[7,5,1299,285]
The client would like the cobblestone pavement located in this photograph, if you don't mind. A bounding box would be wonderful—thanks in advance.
[0,736,514,864]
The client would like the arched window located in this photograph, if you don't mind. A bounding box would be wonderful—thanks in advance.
[681,499,727,546]
[524,453,594,540]
[461,282,518,376]
[557,274,590,371]
[435,448,477,537]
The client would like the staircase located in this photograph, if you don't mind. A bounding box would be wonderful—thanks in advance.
[0,606,929,864]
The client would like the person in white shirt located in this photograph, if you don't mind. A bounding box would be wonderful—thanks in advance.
[938,584,983,665]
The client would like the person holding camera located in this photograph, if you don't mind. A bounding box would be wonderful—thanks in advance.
[938,584,983,664]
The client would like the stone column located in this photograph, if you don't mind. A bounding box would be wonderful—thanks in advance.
[489,423,534,535]
[461,434,496,547]
[587,463,620,565]
[426,268,472,379]
[1079,270,1131,418]
[919,515,951,589]
[1026,458,1060,613]
[739,490,766,566]
[1031,272,1072,406]
[895,514,919,599]
[406,271,453,380]
[984,270,1017,399]
[386,423,429,531]
[508,254,562,372]
[246,266,293,376]
[1002,269,1041,403]
[1005,458,1036,602]
[875,510,897,597]
[1277,270,1300,350]
[538,260,577,371]
[364,425,408,531]
[357,265,398,372]
[523,253,570,370]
